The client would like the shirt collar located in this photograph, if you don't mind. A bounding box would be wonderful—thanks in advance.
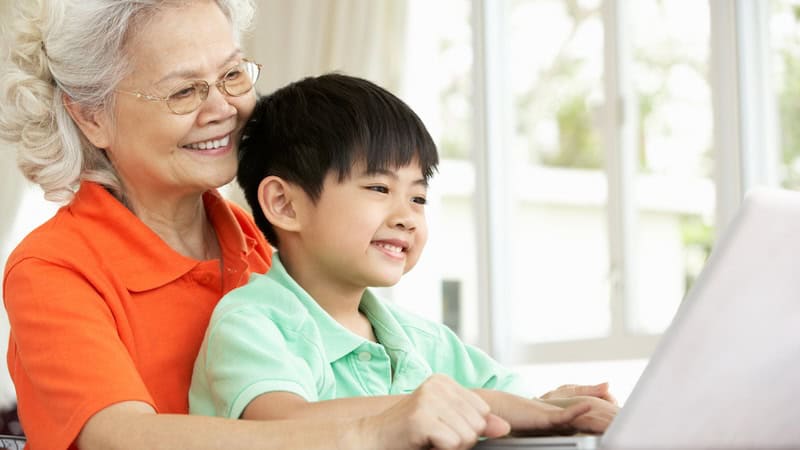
[69,181,252,292]
[267,254,364,362]
[267,253,417,363]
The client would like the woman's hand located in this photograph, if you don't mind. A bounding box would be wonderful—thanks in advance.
[362,374,510,450]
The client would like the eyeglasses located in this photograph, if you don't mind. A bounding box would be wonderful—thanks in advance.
[116,60,262,115]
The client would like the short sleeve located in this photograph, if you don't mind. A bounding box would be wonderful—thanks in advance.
[194,304,323,419]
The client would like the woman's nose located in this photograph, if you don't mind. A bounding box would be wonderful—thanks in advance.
[196,83,237,124]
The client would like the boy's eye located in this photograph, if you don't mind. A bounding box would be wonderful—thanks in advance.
[412,196,427,205]
[366,185,389,194]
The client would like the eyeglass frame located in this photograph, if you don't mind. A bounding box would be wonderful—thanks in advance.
[115,59,262,115]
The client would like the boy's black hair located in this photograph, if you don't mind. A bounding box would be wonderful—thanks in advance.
[237,73,439,246]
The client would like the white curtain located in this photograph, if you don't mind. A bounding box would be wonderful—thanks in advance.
[246,0,408,94]
[225,0,410,208]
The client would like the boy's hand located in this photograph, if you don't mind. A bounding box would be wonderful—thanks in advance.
[362,374,510,450]
[538,395,619,433]
[506,399,592,435]
[540,382,618,405]
[474,389,596,436]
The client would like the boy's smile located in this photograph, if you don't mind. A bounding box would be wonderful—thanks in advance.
[371,239,409,260]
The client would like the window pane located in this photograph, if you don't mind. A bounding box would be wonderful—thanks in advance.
[772,0,800,189]
[509,0,610,343]
[400,0,482,344]
[628,0,714,334]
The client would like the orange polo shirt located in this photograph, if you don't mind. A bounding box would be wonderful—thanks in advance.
[3,181,272,450]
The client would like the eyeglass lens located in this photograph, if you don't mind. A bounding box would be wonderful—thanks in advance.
[166,61,260,114]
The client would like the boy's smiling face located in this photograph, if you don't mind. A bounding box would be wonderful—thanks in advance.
[293,159,429,291]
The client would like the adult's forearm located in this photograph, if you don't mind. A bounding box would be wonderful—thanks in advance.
[76,401,372,450]
[243,392,404,421]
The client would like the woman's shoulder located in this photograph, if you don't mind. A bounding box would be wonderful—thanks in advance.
[6,182,170,280]
[6,203,87,269]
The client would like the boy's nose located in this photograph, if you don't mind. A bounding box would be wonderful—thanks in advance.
[393,217,416,231]
[390,203,416,231]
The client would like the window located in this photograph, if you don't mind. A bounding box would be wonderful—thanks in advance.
[396,0,800,401]
[400,0,714,360]
[773,0,800,189]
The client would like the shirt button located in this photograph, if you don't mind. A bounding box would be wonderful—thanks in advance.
[357,351,372,361]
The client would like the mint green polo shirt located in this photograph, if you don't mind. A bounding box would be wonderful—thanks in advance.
[189,254,529,419]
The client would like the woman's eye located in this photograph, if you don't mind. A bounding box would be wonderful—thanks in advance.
[367,185,389,194]
[170,85,197,100]
[412,196,427,205]
[225,69,243,81]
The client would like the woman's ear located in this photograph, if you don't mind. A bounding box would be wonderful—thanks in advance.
[258,176,303,233]
[62,93,112,149]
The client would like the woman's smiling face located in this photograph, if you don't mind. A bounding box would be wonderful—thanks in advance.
[103,0,256,200]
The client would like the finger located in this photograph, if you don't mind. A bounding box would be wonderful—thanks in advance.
[590,382,617,404]
[569,382,618,405]
[540,384,577,399]
[523,401,592,430]
[483,413,511,438]
[572,383,606,397]
[571,406,618,433]
[561,383,617,403]
[571,413,612,434]
[427,421,460,450]
[430,412,480,450]
[426,382,488,447]
[554,402,592,425]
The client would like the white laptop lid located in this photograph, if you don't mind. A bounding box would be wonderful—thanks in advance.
[601,188,800,449]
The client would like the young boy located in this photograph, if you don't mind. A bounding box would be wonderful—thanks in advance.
[189,74,616,435]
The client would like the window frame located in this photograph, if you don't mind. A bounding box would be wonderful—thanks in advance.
[470,0,780,364]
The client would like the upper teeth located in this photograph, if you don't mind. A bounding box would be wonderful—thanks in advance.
[186,135,230,150]
[376,242,404,253]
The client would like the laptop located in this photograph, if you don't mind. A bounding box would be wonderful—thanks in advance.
[476,187,800,450]
[474,435,598,449]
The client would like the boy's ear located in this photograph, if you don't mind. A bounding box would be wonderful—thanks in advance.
[62,93,112,149]
[258,176,303,233]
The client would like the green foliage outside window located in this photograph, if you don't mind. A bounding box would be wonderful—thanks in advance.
[778,5,800,189]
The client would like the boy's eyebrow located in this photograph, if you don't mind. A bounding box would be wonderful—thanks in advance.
[358,168,429,187]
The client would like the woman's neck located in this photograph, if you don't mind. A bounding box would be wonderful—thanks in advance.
[123,188,220,261]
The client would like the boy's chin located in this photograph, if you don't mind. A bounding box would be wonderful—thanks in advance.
[369,274,404,288]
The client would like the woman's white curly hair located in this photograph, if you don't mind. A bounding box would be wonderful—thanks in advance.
[0,0,255,203]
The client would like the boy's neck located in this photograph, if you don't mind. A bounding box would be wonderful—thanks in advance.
[279,250,377,342]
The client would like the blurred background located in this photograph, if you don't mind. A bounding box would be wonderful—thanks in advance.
[2,0,800,409]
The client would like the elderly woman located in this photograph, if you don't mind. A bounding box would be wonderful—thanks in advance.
[0,1,535,448]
